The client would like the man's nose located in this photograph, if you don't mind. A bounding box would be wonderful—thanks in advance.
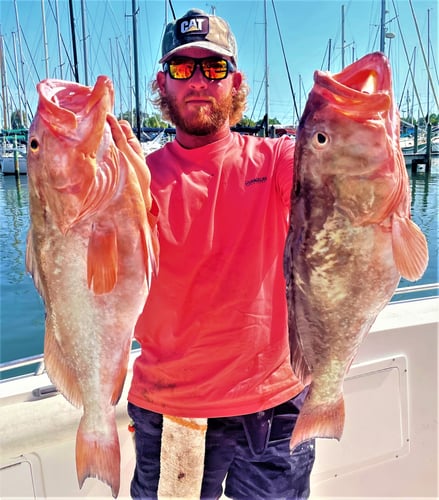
[189,66,208,87]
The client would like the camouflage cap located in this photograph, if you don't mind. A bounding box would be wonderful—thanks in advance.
[160,9,238,65]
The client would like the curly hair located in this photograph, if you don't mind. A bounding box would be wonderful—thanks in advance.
[150,74,250,127]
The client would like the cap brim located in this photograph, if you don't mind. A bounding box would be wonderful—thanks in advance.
[159,41,236,64]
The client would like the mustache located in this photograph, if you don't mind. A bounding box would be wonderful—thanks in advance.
[184,92,215,102]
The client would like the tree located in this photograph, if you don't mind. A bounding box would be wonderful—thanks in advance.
[10,110,26,129]
[238,115,257,128]
[144,114,168,128]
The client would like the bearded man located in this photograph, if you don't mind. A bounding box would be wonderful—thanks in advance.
[113,8,315,500]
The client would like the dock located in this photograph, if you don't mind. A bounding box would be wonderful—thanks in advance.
[403,151,437,173]
[402,122,438,173]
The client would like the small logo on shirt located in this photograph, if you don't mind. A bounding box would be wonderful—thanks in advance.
[245,176,267,187]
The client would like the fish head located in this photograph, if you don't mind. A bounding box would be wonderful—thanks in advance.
[295,52,409,223]
[27,76,115,234]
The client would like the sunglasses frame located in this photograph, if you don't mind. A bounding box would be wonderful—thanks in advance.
[163,56,236,81]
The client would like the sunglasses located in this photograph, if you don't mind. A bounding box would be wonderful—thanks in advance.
[164,57,236,80]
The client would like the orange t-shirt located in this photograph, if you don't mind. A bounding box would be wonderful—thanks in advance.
[128,132,303,417]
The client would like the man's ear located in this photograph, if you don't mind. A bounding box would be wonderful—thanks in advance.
[157,71,166,94]
[232,71,243,91]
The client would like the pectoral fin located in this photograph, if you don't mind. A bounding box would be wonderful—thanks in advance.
[391,214,429,282]
[87,224,118,294]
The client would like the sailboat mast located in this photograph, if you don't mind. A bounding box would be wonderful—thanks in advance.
[411,47,416,123]
[380,0,386,53]
[13,0,28,126]
[132,0,141,140]
[41,0,50,78]
[328,38,332,71]
[54,0,63,79]
[0,35,11,129]
[81,0,89,86]
[426,8,430,123]
[264,0,269,136]
[11,32,23,126]
[341,5,345,68]
[68,0,79,82]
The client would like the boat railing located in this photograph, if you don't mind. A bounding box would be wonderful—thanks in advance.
[392,282,439,299]
[0,283,437,381]
[0,353,46,375]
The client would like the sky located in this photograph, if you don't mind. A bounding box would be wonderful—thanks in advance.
[1,0,438,128]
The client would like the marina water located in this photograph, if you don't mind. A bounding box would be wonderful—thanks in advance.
[1,160,438,379]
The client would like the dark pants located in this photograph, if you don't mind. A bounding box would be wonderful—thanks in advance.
[128,388,315,500]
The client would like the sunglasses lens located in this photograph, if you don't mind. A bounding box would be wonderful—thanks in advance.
[201,59,228,79]
[167,58,232,80]
[168,60,195,79]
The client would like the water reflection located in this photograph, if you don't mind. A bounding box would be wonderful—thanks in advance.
[1,176,27,285]
[0,175,45,373]
[399,164,438,290]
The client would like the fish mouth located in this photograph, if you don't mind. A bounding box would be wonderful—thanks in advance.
[36,76,114,150]
[313,52,392,115]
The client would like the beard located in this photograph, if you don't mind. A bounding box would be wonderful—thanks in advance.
[163,91,234,136]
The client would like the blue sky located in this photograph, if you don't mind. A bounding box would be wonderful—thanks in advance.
[1,0,437,127]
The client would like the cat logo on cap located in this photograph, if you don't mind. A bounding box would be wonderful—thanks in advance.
[177,16,209,38]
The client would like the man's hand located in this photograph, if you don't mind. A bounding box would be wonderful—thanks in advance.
[107,114,153,210]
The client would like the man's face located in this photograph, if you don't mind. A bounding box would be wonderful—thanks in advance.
[157,48,241,136]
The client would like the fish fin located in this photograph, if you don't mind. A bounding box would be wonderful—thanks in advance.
[110,338,132,406]
[290,341,312,386]
[111,372,127,406]
[76,410,120,498]
[391,214,429,281]
[87,224,118,295]
[290,391,345,452]
[289,318,312,385]
[44,324,82,408]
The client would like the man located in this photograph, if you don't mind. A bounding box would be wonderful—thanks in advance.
[114,8,315,499]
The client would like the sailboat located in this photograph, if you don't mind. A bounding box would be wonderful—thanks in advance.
[0,31,28,175]
[0,130,27,174]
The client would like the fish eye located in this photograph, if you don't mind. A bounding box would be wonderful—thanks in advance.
[314,132,329,147]
[29,138,39,151]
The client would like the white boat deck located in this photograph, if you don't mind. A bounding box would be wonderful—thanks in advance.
[1,293,438,499]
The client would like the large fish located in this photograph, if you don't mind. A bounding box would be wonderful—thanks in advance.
[26,76,159,497]
[284,52,428,451]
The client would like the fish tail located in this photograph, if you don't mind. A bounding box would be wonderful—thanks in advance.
[290,394,345,452]
[76,411,120,498]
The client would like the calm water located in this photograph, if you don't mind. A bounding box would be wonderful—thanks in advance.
[1,160,438,379]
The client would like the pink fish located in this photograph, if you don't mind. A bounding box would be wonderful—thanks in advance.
[284,52,428,451]
[26,76,158,497]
